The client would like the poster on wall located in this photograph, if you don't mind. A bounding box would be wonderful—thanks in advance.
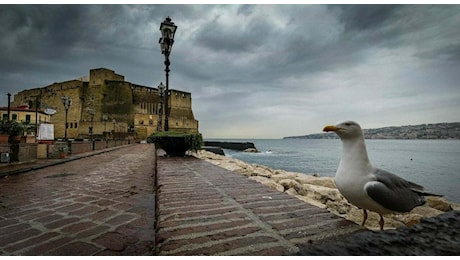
[38,123,54,140]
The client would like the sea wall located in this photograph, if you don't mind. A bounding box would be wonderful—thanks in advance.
[193,150,460,231]
[203,141,256,151]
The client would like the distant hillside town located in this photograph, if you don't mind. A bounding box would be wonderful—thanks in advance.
[284,122,460,140]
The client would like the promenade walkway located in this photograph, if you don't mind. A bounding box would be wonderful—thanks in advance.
[155,156,363,255]
[0,144,156,255]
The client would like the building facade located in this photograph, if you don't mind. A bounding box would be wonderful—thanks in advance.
[0,105,52,136]
[10,68,199,140]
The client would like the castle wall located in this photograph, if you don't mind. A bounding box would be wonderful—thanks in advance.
[89,68,124,86]
[12,80,85,139]
[169,90,199,132]
[10,68,199,140]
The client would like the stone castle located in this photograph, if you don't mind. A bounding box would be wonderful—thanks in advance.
[11,68,199,140]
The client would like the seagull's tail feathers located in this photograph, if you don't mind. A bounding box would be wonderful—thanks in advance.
[407,180,442,197]
[411,188,443,197]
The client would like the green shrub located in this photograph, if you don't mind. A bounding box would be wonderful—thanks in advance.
[147,131,203,156]
[1,120,24,136]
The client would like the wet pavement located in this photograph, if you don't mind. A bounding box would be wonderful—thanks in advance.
[0,144,156,255]
[155,156,363,255]
[2,144,459,256]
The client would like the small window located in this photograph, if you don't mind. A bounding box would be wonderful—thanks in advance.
[75,122,78,128]
[12,114,18,120]
[25,114,31,123]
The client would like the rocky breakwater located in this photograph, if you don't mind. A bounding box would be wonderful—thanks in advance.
[193,150,460,231]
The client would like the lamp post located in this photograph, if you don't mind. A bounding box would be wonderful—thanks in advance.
[159,16,177,132]
[7,93,11,121]
[88,108,95,150]
[102,114,108,134]
[157,82,165,132]
[112,119,116,139]
[61,96,72,140]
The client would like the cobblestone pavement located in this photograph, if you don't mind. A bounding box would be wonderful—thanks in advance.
[155,156,363,256]
[0,144,156,256]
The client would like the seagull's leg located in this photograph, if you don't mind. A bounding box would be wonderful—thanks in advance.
[379,214,385,230]
[361,209,368,226]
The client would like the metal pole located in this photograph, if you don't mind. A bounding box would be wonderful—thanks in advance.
[90,114,94,150]
[35,96,38,137]
[164,58,170,131]
[64,109,68,140]
[7,93,11,121]
[157,88,163,132]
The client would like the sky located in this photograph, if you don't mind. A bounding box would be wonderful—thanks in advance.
[1,3,460,138]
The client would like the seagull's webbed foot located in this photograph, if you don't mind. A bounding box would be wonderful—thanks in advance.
[379,214,385,230]
[361,209,368,226]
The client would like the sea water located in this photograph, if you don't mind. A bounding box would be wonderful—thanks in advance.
[206,139,460,203]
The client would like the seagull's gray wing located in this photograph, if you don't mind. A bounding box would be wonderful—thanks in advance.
[365,168,430,213]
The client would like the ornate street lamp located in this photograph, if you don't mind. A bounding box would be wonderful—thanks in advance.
[61,96,72,140]
[157,82,166,132]
[159,16,177,131]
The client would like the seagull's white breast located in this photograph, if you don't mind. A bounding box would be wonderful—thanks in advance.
[334,139,394,214]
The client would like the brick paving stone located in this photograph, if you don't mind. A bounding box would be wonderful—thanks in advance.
[0,144,156,256]
[68,205,102,217]
[0,223,31,235]
[20,210,57,221]
[59,221,98,234]
[87,208,118,222]
[4,232,60,253]
[92,232,128,251]
[0,219,19,228]
[156,157,363,256]
[47,241,102,256]
[75,225,111,240]
[44,217,80,230]
[105,214,137,226]
[23,237,74,256]
[0,228,41,245]
[34,214,65,224]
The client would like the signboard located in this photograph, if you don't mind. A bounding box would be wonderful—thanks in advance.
[38,123,54,140]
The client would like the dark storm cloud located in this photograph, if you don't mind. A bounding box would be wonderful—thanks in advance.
[1,4,460,138]
[194,14,270,54]
[329,4,401,32]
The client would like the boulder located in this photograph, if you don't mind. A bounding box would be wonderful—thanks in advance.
[426,196,453,212]
[248,176,284,192]
[278,179,302,191]
[295,175,336,188]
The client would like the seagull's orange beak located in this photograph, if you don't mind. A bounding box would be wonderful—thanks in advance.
[323,125,339,132]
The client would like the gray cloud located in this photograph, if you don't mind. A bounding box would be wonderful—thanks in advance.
[330,4,401,32]
[1,4,460,138]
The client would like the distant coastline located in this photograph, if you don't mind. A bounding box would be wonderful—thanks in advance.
[284,122,460,140]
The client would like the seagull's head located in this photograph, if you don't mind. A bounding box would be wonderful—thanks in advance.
[323,120,364,139]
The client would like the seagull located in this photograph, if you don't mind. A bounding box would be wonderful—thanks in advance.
[323,120,440,230]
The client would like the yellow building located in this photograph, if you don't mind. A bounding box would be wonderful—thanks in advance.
[11,68,199,140]
[0,105,51,135]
